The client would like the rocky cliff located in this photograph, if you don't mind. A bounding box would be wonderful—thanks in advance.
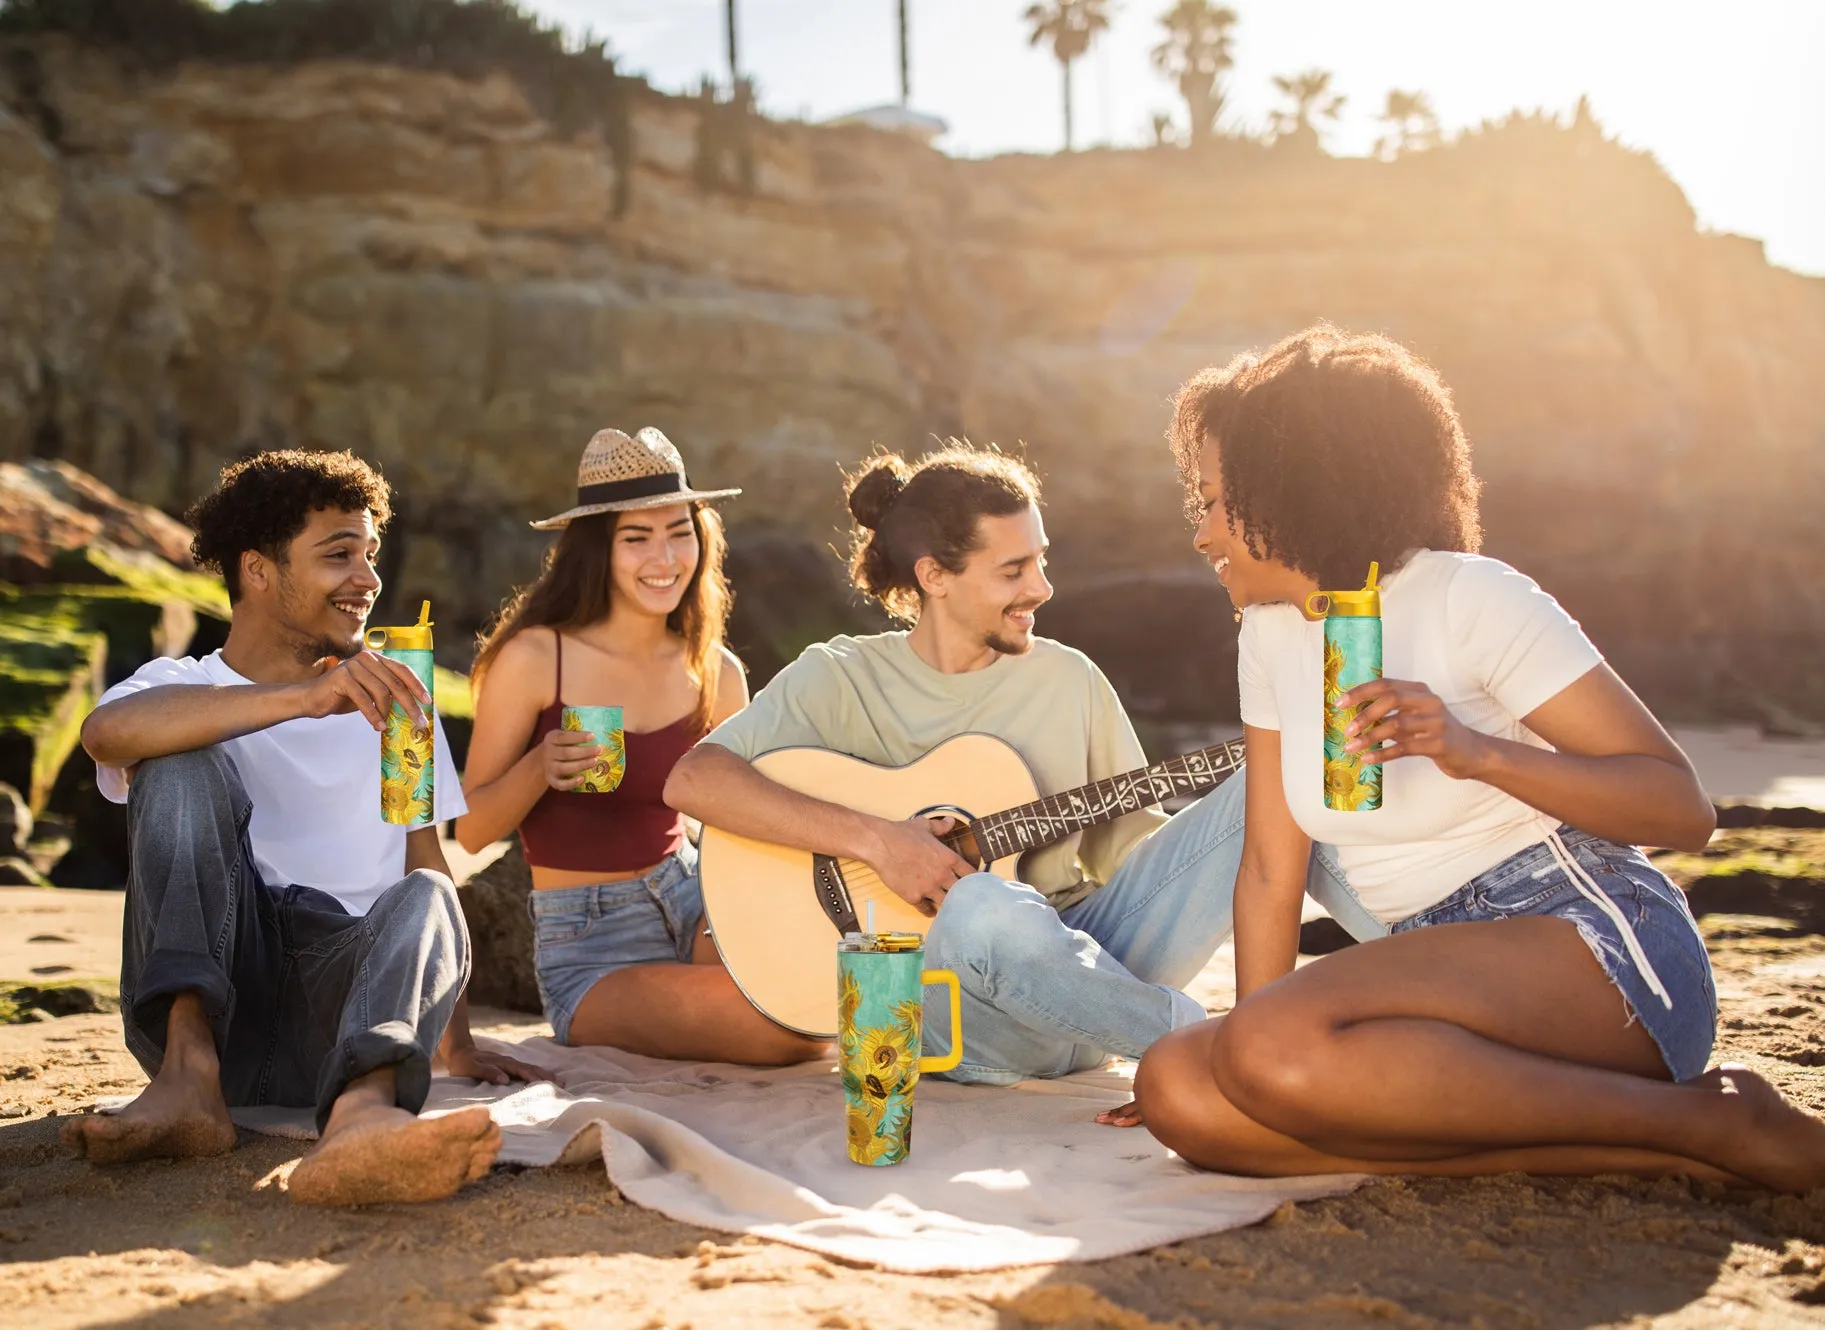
[4,37,1823,727]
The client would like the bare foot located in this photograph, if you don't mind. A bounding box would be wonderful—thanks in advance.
[1698,1064,1825,1192]
[61,1068,236,1165]
[1096,1098,1144,1128]
[288,1103,500,1206]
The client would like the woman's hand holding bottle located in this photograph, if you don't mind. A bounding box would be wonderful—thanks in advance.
[1341,678,1491,781]
[538,726,603,791]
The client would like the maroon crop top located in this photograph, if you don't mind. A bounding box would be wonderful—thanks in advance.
[518,637,700,873]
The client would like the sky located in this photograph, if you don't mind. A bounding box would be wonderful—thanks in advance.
[516,0,1825,277]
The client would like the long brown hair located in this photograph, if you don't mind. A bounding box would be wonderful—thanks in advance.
[473,504,732,734]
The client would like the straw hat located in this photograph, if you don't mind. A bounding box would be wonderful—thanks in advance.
[531,428,741,530]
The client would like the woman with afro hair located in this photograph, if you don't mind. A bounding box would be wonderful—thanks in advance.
[1100,325,1825,1191]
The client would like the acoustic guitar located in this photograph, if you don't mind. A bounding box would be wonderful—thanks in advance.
[698,732,1248,1037]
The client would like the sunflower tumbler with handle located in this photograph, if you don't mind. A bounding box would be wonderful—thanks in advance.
[837,932,962,1167]
[1306,564,1382,812]
[366,601,435,826]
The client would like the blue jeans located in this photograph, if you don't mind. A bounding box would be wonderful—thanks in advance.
[920,768,1385,1085]
[122,748,468,1132]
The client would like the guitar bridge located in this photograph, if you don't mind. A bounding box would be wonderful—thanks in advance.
[812,855,859,936]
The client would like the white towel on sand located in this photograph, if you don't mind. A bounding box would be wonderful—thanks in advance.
[106,1035,1361,1273]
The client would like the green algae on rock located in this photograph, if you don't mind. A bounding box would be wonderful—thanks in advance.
[0,976,119,1024]
[0,569,237,813]
[0,590,107,813]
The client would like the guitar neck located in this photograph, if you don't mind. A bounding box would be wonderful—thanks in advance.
[964,738,1247,864]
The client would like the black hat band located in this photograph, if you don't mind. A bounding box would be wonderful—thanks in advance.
[575,472,689,507]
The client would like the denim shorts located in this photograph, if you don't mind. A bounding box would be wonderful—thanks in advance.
[528,849,703,1044]
[1390,825,1717,1082]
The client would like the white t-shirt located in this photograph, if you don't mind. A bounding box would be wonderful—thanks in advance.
[1238,550,1604,923]
[94,651,467,917]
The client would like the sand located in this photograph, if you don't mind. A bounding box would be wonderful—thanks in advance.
[4,881,1825,1327]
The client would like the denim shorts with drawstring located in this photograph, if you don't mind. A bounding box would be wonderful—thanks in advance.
[1390,824,1717,1082]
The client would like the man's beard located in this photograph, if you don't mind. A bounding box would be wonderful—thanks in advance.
[982,604,1041,657]
[295,634,362,666]
[276,574,364,665]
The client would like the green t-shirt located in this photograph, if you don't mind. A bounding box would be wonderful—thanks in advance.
[703,632,1169,911]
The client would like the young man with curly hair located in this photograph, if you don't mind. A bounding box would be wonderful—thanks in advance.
[71,450,541,1205]
[665,442,1386,1087]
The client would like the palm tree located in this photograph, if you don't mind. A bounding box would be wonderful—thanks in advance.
[725,0,739,89]
[1024,0,1114,151]
[1373,88,1440,158]
[1151,0,1237,149]
[897,0,910,104]
[1270,68,1345,151]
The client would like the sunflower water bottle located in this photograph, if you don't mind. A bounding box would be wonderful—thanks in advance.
[366,601,436,826]
[837,931,962,1166]
[1306,564,1382,812]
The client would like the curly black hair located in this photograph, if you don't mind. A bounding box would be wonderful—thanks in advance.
[844,441,1041,623]
[1168,325,1482,588]
[184,450,393,601]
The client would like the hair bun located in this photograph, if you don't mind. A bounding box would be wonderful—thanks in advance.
[846,455,912,530]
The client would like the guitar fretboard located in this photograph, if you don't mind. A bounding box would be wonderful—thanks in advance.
[959,739,1247,865]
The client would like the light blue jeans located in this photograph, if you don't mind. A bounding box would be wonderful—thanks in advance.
[920,767,1386,1085]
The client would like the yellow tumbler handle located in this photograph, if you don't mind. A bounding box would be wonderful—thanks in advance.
[918,968,963,1074]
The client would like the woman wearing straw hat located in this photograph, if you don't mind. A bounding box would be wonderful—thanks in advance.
[457,428,827,1064]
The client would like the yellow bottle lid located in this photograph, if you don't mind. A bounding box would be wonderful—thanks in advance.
[838,930,925,954]
[1304,563,1381,618]
[365,600,434,652]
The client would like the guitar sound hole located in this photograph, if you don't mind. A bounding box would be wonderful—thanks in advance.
[914,804,982,870]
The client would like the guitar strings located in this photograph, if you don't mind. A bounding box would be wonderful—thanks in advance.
[828,740,1246,907]
[973,742,1244,855]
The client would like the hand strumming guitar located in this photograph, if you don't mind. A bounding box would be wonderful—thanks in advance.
[866,814,976,917]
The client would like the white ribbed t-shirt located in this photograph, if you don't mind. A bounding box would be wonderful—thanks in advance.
[1238,550,1604,923]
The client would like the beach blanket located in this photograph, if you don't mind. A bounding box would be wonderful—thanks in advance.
[105,1035,1362,1273]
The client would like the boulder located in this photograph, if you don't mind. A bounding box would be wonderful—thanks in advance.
[0,590,106,813]
[1713,803,1825,830]
[0,459,232,818]
[0,460,198,584]
[0,981,114,1020]
[0,856,45,887]
[22,808,70,876]
[42,757,128,890]
[0,782,27,854]
[457,839,539,1014]
[1297,916,1358,957]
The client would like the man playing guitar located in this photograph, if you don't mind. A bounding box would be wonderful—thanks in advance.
[666,442,1381,1084]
